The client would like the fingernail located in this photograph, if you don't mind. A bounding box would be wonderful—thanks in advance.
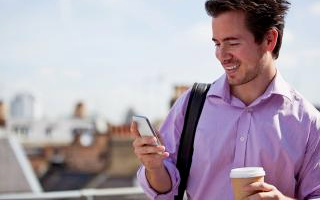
[158,146,165,151]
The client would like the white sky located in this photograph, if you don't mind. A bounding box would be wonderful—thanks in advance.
[1,0,320,123]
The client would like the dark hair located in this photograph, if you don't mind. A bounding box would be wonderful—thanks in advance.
[205,0,290,59]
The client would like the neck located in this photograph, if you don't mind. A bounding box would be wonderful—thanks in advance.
[231,64,277,106]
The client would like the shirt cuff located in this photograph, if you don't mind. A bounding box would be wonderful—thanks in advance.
[137,159,180,200]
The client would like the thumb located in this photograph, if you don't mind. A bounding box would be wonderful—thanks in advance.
[130,121,140,138]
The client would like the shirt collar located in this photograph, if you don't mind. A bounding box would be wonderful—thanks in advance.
[261,71,294,102]
[207,74,232,103]
[207,71,294,103]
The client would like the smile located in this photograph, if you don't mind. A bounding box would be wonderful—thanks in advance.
[225,65,239,70]
[225,66,237,70]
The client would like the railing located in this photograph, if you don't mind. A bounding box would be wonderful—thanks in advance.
[0,187,146,200]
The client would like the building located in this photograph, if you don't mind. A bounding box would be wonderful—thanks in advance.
[10,92,42,120]
[0,136,42,193]
[7,118,93,145]
[30,122,140,191]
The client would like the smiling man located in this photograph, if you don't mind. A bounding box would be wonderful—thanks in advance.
[131,0,320,199]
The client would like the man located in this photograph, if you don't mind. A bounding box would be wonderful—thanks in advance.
[131,0,320,199]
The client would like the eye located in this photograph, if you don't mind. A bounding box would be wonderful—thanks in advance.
[229,43,239,46]
[214,43,220,47]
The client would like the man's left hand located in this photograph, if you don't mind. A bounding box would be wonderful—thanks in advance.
[244,182,296,200]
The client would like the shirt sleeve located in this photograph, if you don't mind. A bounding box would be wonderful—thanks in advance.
[137,159,180,199]
[297,113,320,199]
[136,89,192,199]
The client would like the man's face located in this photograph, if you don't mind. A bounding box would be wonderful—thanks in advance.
[212,11,268,86]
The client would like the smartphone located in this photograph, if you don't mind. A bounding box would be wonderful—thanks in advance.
[132,115,161,145]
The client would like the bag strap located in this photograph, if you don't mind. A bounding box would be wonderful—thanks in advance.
[175,82,211,200]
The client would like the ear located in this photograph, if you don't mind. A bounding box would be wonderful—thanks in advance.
[264,28,278,52]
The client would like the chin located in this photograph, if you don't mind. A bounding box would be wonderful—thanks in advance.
[227,79,238,86]
[227,76,238,85]
[227,77,247,86]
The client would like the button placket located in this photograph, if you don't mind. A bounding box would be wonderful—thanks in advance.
[245,107,253,113]
[233,110,252,167]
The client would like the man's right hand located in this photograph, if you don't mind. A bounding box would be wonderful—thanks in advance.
[131,121,169,171]
[131,121,172,193]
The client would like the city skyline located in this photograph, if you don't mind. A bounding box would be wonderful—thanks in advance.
[1,0,320,123]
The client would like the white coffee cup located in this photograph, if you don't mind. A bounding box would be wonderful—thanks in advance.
[230,167,266,200]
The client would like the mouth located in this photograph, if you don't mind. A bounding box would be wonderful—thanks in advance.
[225,65,238,70]
[224,64,240,72]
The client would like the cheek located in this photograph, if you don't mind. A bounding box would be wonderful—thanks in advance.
[235,49,253,62]
[215,49,221,61]
[214,49,218,58]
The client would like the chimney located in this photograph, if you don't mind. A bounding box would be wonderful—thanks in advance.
[0,101,6,127]
[73,101,86,119]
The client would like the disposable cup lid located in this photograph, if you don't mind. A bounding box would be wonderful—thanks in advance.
[230,167,265,178]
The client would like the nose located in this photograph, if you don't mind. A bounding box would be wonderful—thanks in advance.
[215,45,232,63]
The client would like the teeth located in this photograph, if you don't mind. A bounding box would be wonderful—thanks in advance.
[226,66,237,70]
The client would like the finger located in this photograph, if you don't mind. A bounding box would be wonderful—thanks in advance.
[130,121,140,138]
[137,150,169,165]
[141,154,169,168]
[135,145,166,155]
[144,151,169,160]
[134,145,169,160]
[245,181,274,193]
[246,191,277,200]
[133,136,157,148]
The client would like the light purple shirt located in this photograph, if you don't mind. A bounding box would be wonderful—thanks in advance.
[137,73,320,200]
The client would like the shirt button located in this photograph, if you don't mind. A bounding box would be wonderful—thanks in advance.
[246,107,253,112]
[240,136,245,142]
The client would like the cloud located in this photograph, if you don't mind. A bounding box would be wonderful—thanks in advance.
[277,52,299,69]
[58,0,74,26]
[37,66,84,85]
[278,47,320,71]
[283,29,295,44]
[300,48,320,67]
[309,2,320,16]
[39,66,57,77]
[185,21,212,43]
[61,68,84,81]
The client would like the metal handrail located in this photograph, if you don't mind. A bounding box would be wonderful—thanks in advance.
[0,187,145,200]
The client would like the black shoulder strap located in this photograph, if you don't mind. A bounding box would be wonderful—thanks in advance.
[175,82,211,200]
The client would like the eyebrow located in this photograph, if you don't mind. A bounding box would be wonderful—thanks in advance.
[212,37,240,42]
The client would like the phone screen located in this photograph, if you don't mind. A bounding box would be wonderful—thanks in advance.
[132,115,161,145]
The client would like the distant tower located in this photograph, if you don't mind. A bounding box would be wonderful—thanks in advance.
[73,101,86,119]
[10,93,42,120]
[0,101,6,127]
[124,107,136,125]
